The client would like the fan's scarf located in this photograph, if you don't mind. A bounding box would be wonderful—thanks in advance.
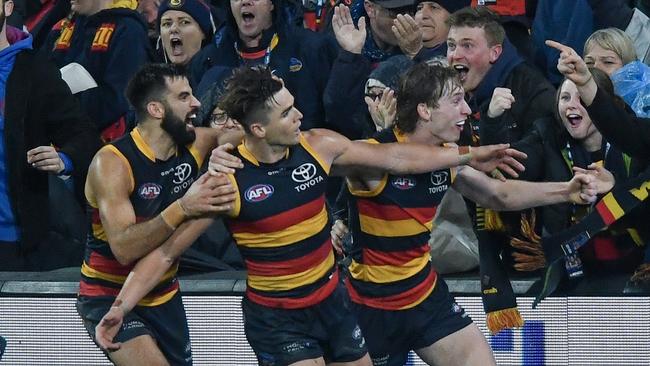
[477,207,524,334]
[534,167,650,308]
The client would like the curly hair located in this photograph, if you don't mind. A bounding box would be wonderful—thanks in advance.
[218,66,283,133]
[125,63,188,122]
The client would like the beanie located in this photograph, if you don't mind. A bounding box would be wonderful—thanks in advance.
[157,0,215,40]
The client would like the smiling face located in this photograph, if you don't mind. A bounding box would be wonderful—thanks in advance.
[424,84,471,144]
[415,1,450,48]
[558,80,598,143]
[160,10,205,65]
[446,26,501,93]
[230,0,274,47]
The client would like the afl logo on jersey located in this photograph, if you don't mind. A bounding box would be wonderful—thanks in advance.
[245,184,274,202]
[138,183,162,200]
[392,177,416,190]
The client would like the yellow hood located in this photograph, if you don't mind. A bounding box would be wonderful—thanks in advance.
[112,0,138,10]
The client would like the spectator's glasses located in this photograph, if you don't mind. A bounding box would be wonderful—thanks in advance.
[210,112,238,127]
[365,90,384,100]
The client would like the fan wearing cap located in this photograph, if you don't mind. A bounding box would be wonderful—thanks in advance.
[188,0,339,131]
[411,0,467,60]
[42,0,153,141]
[157,0,216,65]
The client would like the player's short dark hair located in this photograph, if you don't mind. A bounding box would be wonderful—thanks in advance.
[126,63,188,122]
[218,66,283,133]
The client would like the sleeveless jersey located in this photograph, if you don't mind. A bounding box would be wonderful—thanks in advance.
[346,129,456,310]
[79,128,202,306]
[225,134,337,309]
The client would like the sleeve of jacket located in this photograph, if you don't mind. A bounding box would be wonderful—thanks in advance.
[626,8,650,65]
[586,87,650,159]
[482,65,557,145]
[323,49,372,139]
[510,121,552,182]
[38,58,102,203]
[76,19,152,130]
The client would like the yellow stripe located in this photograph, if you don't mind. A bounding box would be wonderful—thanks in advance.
[626,228,644,246]
[138,288,178,307]
[399,277,437,310]
[347,174,388,197]
[103,145,135,196]
[187,143,204,168]
[603,194,625,220]
[233,206,328,247]
[131,128,158,162]
[227,174,241,218]
[349,253,431,283]
[248,251,334,291]
[300,133,330,174]
[359,214,432,237]
[92,223,108,241]
[81,262,178,285]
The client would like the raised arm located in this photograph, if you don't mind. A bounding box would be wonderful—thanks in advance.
[89,148,236,265]
[303,128,526,179]
[452,166,597,211]
[94,218,215,351]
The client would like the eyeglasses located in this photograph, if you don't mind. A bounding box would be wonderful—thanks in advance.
[365,91,384,100]
[210,112,238,127]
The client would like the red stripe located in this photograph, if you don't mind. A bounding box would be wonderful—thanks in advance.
[245,239,333,276]
[88,251,133,276]
[362,244,430,266]
[357,199,437,223]
[240,49,267,60]
[27,0,56,31]
[245,271,339,309]
[346,269,437,310]
[595,200,617,226]
[79,280,179,299]
[229,195,325,234]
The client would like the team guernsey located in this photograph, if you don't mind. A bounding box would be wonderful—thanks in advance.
[79,128,202,306]
[346,128,456,310]
[226,134,337,309]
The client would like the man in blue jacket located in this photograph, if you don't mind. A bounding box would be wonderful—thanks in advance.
[0,0,101,271]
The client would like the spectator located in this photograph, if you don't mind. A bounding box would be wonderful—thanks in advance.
[157,0,217,66]
[23,0,71,49]
[411,0,467,61]
[0,0,101,271]
[190,0,338,130]
[137,0,161,48]
[42,0,153,142]
[584,28,637,76]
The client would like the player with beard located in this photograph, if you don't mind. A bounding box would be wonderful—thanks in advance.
[76,63,238,366]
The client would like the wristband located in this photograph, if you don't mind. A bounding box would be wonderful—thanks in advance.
[160,200,187,230]
[458,145,472,165]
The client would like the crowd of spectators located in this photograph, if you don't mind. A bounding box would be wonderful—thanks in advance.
[2,0,650,295]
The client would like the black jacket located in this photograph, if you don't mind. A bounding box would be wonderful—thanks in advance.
[6,50,101,252]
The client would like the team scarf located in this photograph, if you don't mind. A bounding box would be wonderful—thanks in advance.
[477,207,525,334]
[534,166,650,308]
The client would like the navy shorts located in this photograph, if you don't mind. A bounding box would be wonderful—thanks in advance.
[242,284,368,366]
[352,277,473,366]
[77,292,192,365]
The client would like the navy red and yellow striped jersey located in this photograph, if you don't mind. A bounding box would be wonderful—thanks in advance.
[225,134,338,309]
[346,128,456,310]
[79,128,202,306]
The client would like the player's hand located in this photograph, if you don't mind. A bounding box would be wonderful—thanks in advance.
[468,144,527,180]
[179,173,237,217]
[208,143,243,175]
[332,4,366,54]
[27,146,65,174]
[568,173,597,204]
[365,88,397,131]
[392,14,422,59]
[95,303,125,352]
[330,219,349,256]
[572,163,615,195]
[487,88,515,118]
